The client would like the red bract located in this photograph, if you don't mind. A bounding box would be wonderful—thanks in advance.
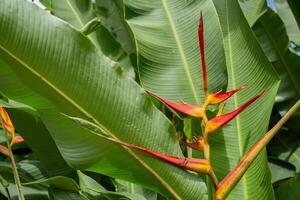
[146,91,204,118]
[107,137,211,173]
[205,89,268,135]
[198,12,208,96]
[198,13,247,106]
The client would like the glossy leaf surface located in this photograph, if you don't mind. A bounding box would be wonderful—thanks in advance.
[0,1,206,199]
[125,0,227,104]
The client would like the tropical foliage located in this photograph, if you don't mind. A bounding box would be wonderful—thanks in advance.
[0,0,299,200]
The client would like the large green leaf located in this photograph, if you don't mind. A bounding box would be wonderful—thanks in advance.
[253,9,300,132]
[0,1,206,199]
[8,108,74,176]
[0,60,73,176]
[210,0,279,199]
[125,0,227,104]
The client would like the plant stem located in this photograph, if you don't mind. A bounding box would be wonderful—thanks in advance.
[2,120,25,200]
[215,100,300,200]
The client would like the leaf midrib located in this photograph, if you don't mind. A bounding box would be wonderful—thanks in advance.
[0,44,182,200]
[161,0,200,105]
[224,0,248,198]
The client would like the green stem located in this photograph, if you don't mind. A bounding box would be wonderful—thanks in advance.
[2,120,25,200]
[216,100,300,200]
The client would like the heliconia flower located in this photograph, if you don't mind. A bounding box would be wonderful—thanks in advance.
[206,86,248,105]
[13,136,24,144]
[198,12,208,97]
[0,145,9,156]
[181,136,206,151]
[146,91,204,118]
[108,137,211,173]
[205,89,268,135]
[0,107,15,146]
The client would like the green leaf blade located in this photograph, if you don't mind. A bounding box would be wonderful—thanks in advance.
[125,0,227,104]
[0,1,207,199]
[212,0,280,199]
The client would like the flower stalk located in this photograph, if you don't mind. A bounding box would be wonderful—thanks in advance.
[1,119,25,200]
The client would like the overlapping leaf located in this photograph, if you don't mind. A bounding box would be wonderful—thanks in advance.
[0,1,206,199]
[211,1,279,199]
[49,0,135,78]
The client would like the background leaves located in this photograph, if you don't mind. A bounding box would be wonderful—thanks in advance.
[0,0,299,199]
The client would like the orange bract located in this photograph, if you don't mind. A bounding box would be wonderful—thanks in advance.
[146,91,204,118]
